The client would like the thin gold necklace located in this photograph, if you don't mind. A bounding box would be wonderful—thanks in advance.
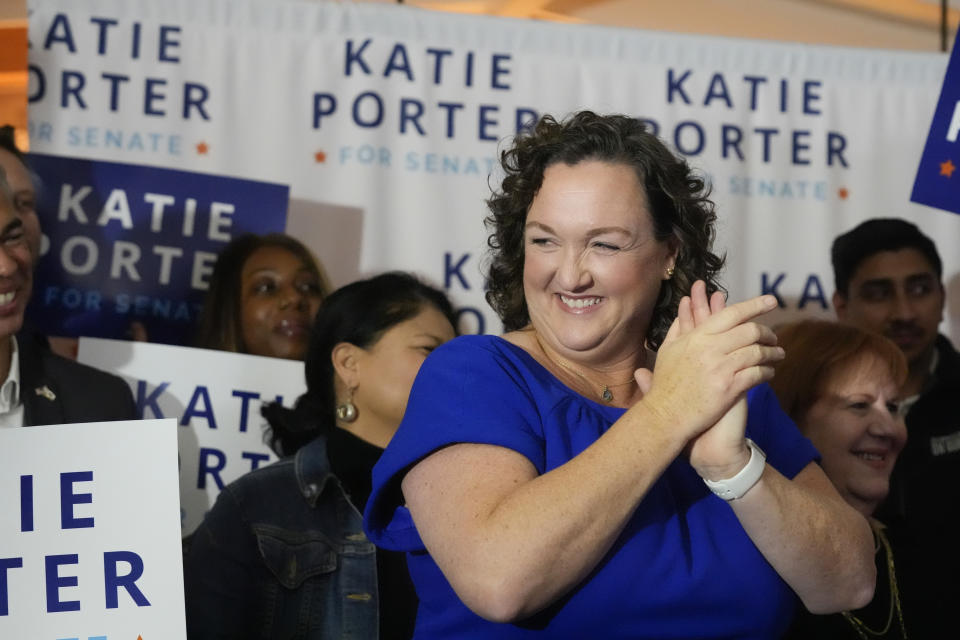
[841,519,907,639]
[533,332,636,403]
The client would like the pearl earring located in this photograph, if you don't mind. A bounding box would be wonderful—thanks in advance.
[336,389,357,423]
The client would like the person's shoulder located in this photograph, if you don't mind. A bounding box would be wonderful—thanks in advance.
[935,334,960,375]
[431,334,533,369]
[19,336,126,388]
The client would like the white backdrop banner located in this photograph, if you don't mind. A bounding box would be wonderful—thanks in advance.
[0,419,185,639]
[25,0,960,338]
[76,338,306,536]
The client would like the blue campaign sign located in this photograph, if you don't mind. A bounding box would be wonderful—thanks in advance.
[912,32,960,215]
[24,154,289,344]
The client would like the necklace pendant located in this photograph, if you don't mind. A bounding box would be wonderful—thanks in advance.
[601,386,613,402]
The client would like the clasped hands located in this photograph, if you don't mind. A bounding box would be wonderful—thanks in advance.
[634,281,782,481]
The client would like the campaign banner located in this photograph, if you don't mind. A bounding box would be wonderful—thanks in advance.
[76,337,306,536]
[0,418,185,639]
[24,153,289,345]
[912,30,960,216]
[25,0,960,339]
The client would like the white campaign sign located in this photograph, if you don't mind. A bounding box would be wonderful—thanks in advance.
[0,419,185,640]
[76,338,306,536]
[25,0,960,338]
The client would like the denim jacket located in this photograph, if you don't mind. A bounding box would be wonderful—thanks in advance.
[185,435,379,639]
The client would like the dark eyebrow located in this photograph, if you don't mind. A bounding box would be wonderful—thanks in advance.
[524,221,630,237]
[0,217,23,236]
[857,278,893,289]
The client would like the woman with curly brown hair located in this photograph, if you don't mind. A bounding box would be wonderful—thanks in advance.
[365,111,875,638]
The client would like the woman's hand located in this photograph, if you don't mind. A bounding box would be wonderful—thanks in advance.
[636,281,782,449]
[683,283,754,480]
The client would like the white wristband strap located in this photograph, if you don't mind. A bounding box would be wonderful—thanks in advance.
[702,438,766,501]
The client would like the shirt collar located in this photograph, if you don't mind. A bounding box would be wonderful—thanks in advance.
[0,336,21,414]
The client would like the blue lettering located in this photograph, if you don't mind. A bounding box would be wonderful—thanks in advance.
[400,98,425,135]
[667,69,692,105]
[722,124,744,160]
[20,475,33,532]
[61,71,87,109]
[44,14,77,52]
[798,274,828,310]
[104,551,150,608]
[761,272,787,308]
[45,554,80,613]
[61,471,95,529]
[27,64,45,102]
[455,307,485,335]
[313,93,337,129]
[383,43,413,80]
[352,91,383,128]
[90,17,118,55]
[183,385,218,429]
[803,80,822,115]
[0,558,23,615]
[828,132,848,168]
[197,447,226,490]
[438,102,464,138]
[491,54,511,90]
[426,48,452,84]
[673,121,704,156]
[345,39,372,76]
[516,108,538,134]
[158,25,181,62]
[444,252,471,289]
[754,127,778,163]
[183,83,210,120]
[478,105,498,141]
[464,51,474,87]
[704,73,732,108]
[743,75,766,111]
[232,390,260,433]
[136,380,169,419]
[131,22,141,59]
[144,78,167,116]
[101,72,129,111]
[792,130,811,165]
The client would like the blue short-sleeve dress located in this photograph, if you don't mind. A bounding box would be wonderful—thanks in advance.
[365,335,818,639]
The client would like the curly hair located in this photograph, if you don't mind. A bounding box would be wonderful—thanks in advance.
[484,111,724,350]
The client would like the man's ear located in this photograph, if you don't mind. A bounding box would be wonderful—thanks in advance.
[330,342,361,389]
[832,291,848,319]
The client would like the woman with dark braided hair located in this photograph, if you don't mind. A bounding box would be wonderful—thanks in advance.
[365,112,875,638]
[184,272,457,639]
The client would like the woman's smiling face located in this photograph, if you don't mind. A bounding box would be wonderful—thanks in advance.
[239,245,323,360]
[799,353,906,516]
[522,160,676,364]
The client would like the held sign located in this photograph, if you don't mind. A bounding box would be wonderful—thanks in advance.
[0,419,185,639]
[912,30,960,216]
[76,338,307,536]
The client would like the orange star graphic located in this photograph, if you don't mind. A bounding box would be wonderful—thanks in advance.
[196,141,209,155]
[838,187,849,200]
[314,150,327,163]
[940,159,956,178]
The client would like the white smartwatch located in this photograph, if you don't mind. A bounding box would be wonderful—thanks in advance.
[702,438,766,501]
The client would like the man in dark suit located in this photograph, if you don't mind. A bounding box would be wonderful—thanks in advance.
[0,129,135,427]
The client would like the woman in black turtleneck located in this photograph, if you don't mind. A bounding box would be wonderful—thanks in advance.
[184,272,456,639]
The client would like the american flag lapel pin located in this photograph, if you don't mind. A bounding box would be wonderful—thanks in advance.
[35,385,56,401]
